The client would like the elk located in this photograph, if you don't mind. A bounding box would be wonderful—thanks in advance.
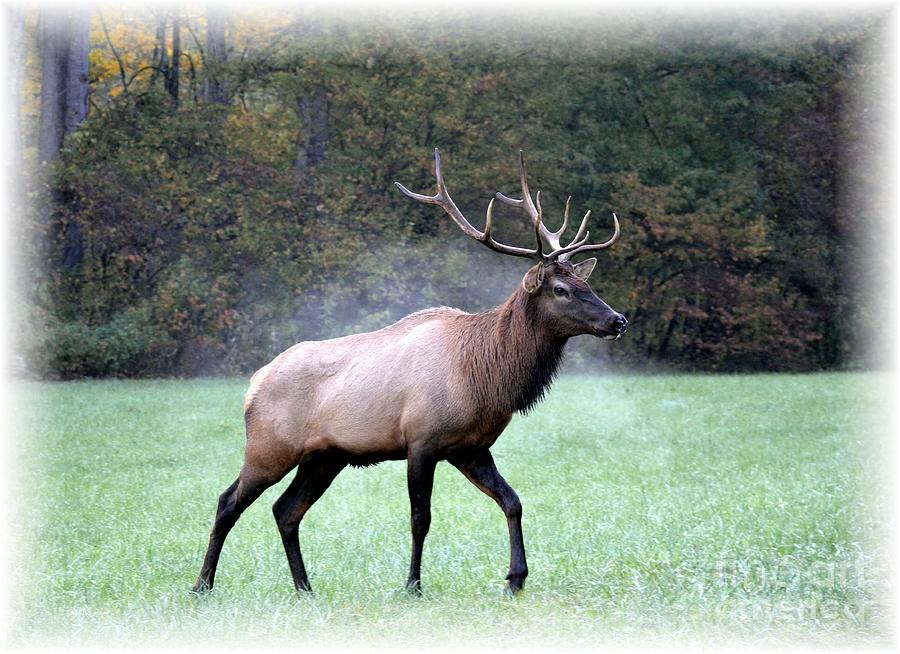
[191,150,627,597]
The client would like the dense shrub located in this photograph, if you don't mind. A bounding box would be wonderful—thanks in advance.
[28,305,176,379]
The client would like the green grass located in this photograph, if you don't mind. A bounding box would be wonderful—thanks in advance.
[7,373,892,648]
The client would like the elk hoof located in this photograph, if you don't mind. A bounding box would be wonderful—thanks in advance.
[190,581,212,597]
[504,577,525,596]
[405,579,422,596]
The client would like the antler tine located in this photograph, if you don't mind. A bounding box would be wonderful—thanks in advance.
[553,196,572,241]
[494,151,539,219]
[559,213,621,261]
[394,149,481,241]
[495,151,569,254]
[395,149,542,261]
[483,197,543,257]
[517,150,540,221]
[569,208,591,246]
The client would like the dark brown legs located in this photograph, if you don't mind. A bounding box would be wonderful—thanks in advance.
[191,467,284,595]
[272,454,346,593]
[192,454,346,596]
[405,452,437,594]
[451,449,528,594]
[195,447,525,597]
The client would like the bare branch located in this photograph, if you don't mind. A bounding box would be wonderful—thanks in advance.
[98,10,129,94]
[126,65,161,88]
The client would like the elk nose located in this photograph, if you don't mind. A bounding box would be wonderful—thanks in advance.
[612,314,628,334]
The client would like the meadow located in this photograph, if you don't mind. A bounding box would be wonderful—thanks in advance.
[7,372,892,649]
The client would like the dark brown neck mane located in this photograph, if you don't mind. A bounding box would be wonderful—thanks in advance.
[456,287,566,416]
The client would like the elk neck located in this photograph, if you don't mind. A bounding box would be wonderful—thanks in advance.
[456,286,567,417]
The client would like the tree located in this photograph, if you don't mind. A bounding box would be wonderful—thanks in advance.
[150,8,182,109]
[37,7,90,271]
[295,88,327,174]
[5,6,24,202]
[38,10,65,163]
[203,5,230,104]
[38,8,90,162]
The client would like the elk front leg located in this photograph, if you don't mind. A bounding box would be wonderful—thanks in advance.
[405,451,436,595]
[450,449,528,594]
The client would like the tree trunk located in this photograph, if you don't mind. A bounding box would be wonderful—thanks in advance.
[38,10,66,163]
[203,5,229,104]
[152,12,167,85]
[296,87,328,174]
[63,8,90,134]
[5,6,24,203]
[38,8,90,162]
[165,9,181,109]
[38,7,91,270]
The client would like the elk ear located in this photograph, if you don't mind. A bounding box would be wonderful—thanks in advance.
[573,257,597,281]
[522,264,545,295]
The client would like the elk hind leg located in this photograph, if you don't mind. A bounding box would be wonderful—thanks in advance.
[272,452,346,593]
[191,463,287,595]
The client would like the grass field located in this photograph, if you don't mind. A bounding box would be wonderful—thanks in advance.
[7,372,893,649]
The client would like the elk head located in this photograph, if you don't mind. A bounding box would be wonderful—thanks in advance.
[396,149,628,341]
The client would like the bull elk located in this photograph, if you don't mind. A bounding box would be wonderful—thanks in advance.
[191,150,627,597]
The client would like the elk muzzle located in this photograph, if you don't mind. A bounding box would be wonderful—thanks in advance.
[594,311,628,340]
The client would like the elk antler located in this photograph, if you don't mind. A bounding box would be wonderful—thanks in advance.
[395,149,543,261]
[494,150,620,263]
[395,149,620,265]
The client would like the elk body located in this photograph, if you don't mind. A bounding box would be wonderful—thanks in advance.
[192,150,627,596]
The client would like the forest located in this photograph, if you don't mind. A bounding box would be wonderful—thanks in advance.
[7,6,891,378]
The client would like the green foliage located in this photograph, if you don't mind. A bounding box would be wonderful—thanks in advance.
[20,10,884,377]
[27,304,175,378]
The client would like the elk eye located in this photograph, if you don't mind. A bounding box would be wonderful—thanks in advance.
[553,286,569,298]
